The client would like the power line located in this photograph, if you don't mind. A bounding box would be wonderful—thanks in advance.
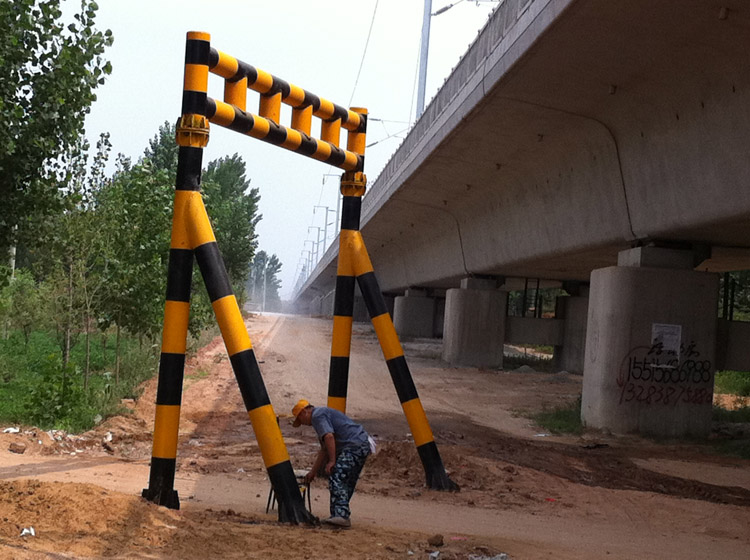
[366,127,409,148]
[369,117,410,124]
[295,0,380,300]
[348,0,379,106]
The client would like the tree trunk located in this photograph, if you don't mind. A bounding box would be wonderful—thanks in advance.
[84,312,91,391]
[63,261,73,367]
[115,322,121,386]
[5,235,15,340]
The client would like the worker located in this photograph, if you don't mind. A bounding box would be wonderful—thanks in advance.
[292,399,373,528]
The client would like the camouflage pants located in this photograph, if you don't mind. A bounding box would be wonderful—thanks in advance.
[329,442,370,519]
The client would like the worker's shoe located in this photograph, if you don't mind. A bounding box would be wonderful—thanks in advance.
[323,516,351,528]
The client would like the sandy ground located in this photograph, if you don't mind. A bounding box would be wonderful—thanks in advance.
[0,313,749,559]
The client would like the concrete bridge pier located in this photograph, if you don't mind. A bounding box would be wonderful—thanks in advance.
[320,290,335,317]
[554,285,590,374]
[442,277,506,368]
[433,295,446,339]
[581,247,719,437]
[393,289,436,338]
[309,296,323,317]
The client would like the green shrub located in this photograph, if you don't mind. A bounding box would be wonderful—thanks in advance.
[116,343,158,400]
[26,354,96,431]
[714,370,750,397]
[0,328,160,432]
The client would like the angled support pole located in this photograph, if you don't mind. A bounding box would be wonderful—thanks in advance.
[143,32,314,524]
[328,168,459,492]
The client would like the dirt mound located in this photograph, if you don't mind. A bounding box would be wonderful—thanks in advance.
[0,480,505,559]
[715,392,750,410]
[0,429,56,458]
[360,433,750,511]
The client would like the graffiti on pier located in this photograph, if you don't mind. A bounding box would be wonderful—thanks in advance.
[617,339,713,406]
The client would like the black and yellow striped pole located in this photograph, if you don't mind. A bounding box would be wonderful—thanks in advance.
[142,30,209,509]
[326,107,369,413]
[187,192,314,524]
[333,170,459,491]
[143,32,314,523]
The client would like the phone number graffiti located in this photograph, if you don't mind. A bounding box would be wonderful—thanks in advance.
[617,342,713,406]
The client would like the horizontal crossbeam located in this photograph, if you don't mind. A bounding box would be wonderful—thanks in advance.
[206,97,364,172]
[209,49,365,133]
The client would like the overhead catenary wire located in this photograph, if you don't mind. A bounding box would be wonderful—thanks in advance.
[348,0,380,107]
[310,0,379,235]
[296,0,380,295]
[367,127,409,148]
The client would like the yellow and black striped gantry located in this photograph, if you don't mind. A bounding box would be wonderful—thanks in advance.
[143,30,456,519]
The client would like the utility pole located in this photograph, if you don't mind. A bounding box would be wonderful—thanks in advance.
[302,247,313,279]
[314,205,336,253]
[323,173,342,240]
[416,0,433,119]
[308,226,323,266]
[250,264,256,304]
[262,263,267,313]
[417,0,500,120]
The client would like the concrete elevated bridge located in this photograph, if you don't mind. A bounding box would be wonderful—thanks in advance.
[293,0,750,437]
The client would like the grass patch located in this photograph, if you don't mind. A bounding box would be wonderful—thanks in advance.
[714,370,750,396]
[530,397,583,435]
[187,367,211,380]
[503,354,556,373]
[528,344,554,355]
[184,366,212,389]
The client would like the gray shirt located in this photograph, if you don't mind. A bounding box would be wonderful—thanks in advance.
[311,407,369,453]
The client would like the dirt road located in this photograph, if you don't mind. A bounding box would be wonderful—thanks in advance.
[0,313,749,559]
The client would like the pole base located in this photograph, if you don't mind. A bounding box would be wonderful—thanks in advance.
[418,441,461,492]
[268,461,320,524]
[141,487,180,510]
[277,501,319,525]
[426,469,460,492]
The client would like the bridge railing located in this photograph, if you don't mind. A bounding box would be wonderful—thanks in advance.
[362,0,542,217]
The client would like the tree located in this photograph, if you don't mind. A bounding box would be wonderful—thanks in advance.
[0,0,113,257]
[33,134,115,383]
[95,161,173,341]
[143,120,179,181]
[0,269,46,346]
[202,154,261,296]
[249,251,283,311]
[720,271,750,322]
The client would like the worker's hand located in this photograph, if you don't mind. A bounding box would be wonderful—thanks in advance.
[304,470,316,484]
[325,460,335,475]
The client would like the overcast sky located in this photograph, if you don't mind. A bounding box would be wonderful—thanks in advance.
[81,0,499,299]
